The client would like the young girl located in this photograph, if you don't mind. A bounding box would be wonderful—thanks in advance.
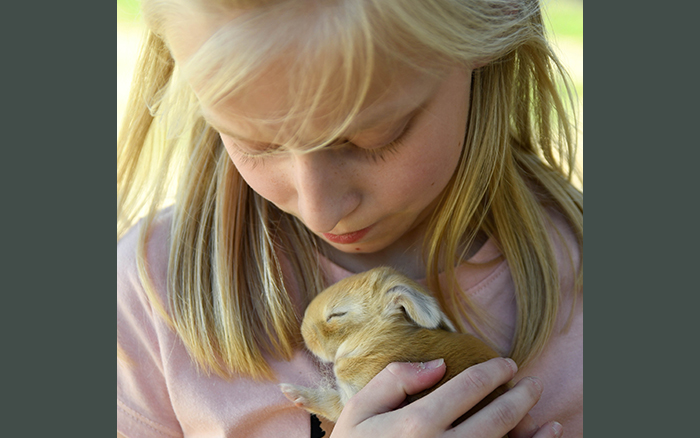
[117,0,582,437]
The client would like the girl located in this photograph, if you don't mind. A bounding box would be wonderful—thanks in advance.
[117,0,582,437]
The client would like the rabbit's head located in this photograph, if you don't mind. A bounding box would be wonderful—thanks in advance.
[301,267,456,363]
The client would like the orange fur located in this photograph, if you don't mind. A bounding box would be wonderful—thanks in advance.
[280,267,510,429]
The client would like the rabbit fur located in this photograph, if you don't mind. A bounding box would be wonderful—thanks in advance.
[280,267,510,426]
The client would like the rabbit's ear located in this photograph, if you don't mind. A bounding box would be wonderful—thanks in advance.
[384,284,456,332]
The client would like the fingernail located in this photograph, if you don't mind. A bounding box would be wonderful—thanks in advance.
[416,358,444,371]
[527,376,543,393]
[551,421,563,437]
[426,358,445,369]
[505,358,518,374]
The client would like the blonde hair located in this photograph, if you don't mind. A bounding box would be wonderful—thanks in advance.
[118,0,582,380]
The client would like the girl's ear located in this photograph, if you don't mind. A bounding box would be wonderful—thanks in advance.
[384,284,456,332]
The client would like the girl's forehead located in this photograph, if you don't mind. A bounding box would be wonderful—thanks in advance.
[202,65,442,146]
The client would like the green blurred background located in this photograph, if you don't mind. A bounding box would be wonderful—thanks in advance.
[117,0,582,178]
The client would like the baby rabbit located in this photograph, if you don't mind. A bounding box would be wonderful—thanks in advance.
[280,266,510,427]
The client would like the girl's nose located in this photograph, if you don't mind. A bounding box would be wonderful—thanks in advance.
[292,150,360,234]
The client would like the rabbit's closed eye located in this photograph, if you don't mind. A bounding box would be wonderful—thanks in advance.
[326,311,348,322]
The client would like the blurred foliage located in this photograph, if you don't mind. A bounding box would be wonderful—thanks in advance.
[541,0,583,96]
[117,0,141,23]
[542,0,583,44]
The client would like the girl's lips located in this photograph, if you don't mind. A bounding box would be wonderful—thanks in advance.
[322,226,372,245]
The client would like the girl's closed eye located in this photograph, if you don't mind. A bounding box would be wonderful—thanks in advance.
[348,113,417,163]
[221,134,285,168]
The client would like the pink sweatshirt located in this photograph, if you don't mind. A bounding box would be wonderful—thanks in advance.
[117,209,582,437]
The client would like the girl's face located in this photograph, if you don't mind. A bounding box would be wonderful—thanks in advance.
[170,20,473,266]
[213,68,471,257]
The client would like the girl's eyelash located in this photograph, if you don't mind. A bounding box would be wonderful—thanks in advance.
[355,117,414,162]
[229,144,271,168]
[355,137,403,162]
[226,135,287,167]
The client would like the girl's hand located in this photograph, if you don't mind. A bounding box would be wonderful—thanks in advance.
[329,357,563,438]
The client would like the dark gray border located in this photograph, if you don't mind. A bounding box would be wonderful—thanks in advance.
[4,0,110,433]
[585,1,695,435]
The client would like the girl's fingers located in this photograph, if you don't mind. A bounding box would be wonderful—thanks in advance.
[515,421,563,438]
[337,359,447,425]
[334,358,559,438]
[508,412,541,438]
[408,357,518,429]
[452,375,545,437]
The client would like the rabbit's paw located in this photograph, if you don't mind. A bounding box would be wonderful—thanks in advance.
[279,383,312,408]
